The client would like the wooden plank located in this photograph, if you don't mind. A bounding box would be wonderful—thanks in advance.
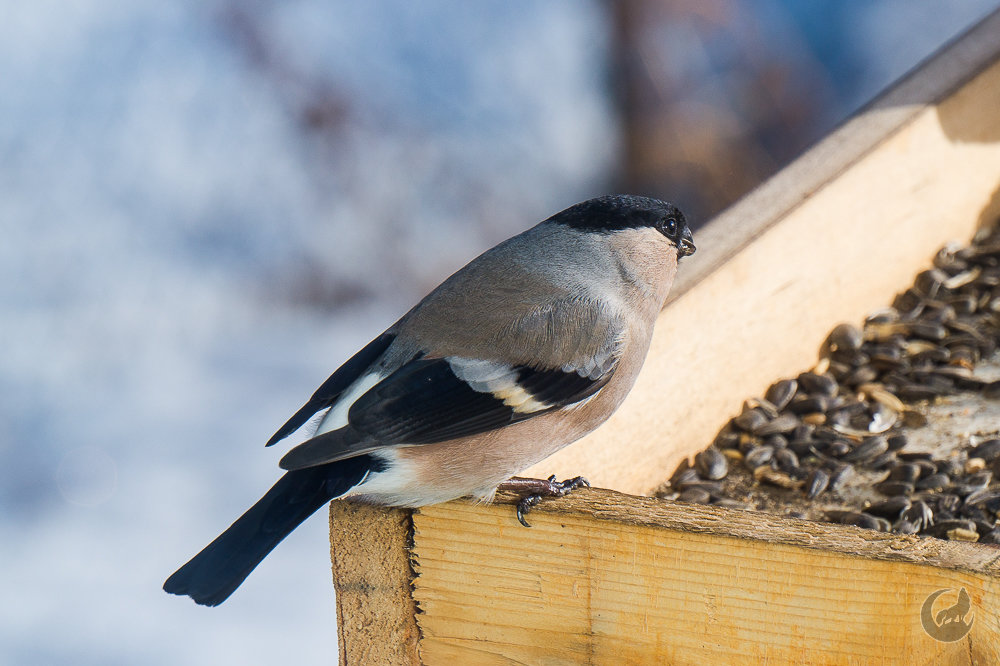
[526,16,1000,494]
[411,491,1000,665]
[329,501,420,666]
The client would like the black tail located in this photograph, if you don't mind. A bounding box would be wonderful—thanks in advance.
[163,456,374,606]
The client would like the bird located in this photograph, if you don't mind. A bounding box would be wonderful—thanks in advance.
[163,194,695,606]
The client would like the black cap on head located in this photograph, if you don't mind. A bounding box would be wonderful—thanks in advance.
[548,195,695,257]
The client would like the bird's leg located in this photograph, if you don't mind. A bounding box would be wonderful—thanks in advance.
[496,475,590,527]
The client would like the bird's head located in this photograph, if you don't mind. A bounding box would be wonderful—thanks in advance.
[548,194,696,258]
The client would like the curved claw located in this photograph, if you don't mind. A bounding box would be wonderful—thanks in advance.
[552,475,590,494]
[516,495,543,528]
[501,475,592,528]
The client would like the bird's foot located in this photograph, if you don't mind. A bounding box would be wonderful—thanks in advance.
[497,475,590,527]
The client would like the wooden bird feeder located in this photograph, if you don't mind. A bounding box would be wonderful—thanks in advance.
[330,11,1000,664]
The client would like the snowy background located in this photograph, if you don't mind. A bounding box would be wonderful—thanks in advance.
[2,1,997,663]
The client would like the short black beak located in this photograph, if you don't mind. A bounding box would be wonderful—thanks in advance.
[678,229,696,257]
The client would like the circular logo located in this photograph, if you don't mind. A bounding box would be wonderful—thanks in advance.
[920,587,974,642]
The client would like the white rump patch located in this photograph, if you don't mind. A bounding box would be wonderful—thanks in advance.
[313,371,385,436]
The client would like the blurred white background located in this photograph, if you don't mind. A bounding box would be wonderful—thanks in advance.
[2,1,997,663]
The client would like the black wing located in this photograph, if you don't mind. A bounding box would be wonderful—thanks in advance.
[278,355,616,470]
[265,333,396,447]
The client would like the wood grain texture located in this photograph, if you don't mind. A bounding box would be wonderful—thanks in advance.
[330,501,420,666]
[411,491,1000,665]
[488,488,1000,576]
[526,15,1000,494]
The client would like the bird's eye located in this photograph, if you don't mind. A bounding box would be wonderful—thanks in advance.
[662,218,678,237]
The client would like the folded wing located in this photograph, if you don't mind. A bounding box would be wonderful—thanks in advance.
[278,352,618,471]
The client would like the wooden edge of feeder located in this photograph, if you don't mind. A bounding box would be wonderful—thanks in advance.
[485,486,1000,577]
[329,501,420,666]
[407,493,1000,665]
[330,490,1000,665]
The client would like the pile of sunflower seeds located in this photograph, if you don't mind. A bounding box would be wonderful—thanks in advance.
[656,224,1000,544]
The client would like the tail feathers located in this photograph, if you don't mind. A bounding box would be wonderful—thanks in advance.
[279,427,379,471]
[164,457,372,606]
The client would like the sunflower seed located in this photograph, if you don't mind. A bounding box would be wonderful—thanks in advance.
[745,398,780,419]
[971,438,1000,462]
[964,470,992,488]
[964,489,1000,510]
[934,458,962,477]
[901,500,933,530]
[733,408,769,433]
[965,457,986,474]
[797,372,838,397]
[896,451,933,461]
[764,434,789,450]
[695,447,729,481]
[886,434,909,451]
[947,527,980,542]
[805,468,829,499]
[876,480,914,496]
[842,436,889,463]
[677,480,724,494]
[722,449,744,462]
[787,395,830,415]
[678,487,711,504]
[754,413,800,436]
[867,496,911,520]
[915,473,950,491]
[980,528,1000,544]
[754,467,802,490]
[913,459,939,478]
[934,494,962,514]
[887,463,920,484]
[867,452,897,470]
[743,446,775,470]
[858,385,906,413]
[764,379,798,411]
[774,448,800,474]
[914,268,948,298]
[844,366,880,388]
[713,429,740,450]
[826,440,852,457]
[825,323,863,353]
[826,510,888,531]
[828,464,853,492]
[925,519,976,539]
